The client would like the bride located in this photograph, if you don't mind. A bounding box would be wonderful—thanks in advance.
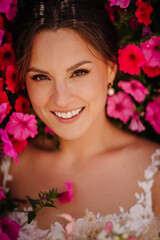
[1,0,160,238]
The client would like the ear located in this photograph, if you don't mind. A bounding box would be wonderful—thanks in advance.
[107,61,117,85]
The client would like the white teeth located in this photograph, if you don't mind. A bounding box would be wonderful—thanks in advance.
[54,107,83,119]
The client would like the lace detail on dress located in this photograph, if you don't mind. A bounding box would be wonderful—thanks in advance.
[111,149,160,236]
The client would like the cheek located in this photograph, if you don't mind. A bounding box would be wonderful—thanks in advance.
[26,83,50,111]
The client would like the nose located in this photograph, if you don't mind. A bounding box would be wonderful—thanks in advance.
[52,81,74,108]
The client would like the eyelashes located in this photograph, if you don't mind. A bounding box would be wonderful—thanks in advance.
[31,69,89,81]
[71,69,89,77]
[31,74,50,81]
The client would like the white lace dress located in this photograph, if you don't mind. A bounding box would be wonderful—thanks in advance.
[1,149,160,240]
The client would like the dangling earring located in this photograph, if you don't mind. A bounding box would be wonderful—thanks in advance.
[107,83,115,96]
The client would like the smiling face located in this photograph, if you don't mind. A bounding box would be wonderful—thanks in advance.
[26,29,117,140]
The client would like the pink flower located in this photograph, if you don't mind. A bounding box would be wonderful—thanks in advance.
[140,36,160,68]
[6,112,38,141]
[0,217,20,240]
[107,92,135,123]
[0,186,6,201]
[118,44,146,75]
[0,0,18,21]
[5,65,18,93]
[0,29,4,46]
[135,0,153,26]
[44,125,54,135]
[129,112,146,132]
[59,214,77,236]
[105,221,113,234]
[145,98,160,134]
[0,129,18,163]
[129,237,138,240]
[0,91,12,117]
[0,103,8,124]
[118,80,149,103]
[108,0,130,8]
[58,181,73,204]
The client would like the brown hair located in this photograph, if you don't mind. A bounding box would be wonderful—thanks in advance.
[13,0,119,89]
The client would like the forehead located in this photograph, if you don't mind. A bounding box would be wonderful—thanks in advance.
[29,29,103,68]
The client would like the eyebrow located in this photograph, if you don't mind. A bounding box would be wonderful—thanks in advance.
[27,60,92,74]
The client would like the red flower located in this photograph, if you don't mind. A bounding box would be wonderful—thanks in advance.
[0,29,4,46]
[0,15,4,30]
[5,65,18,93]
[4,31,13,43]
[142,64,160,78]
[135,0,153,26]
[10,136,28,153]
[15,96,30,113]
[118,44,146,75]
[0,43,15,71]
[129,17,139,30]
[0,91,12,116]
[0,78,3,90]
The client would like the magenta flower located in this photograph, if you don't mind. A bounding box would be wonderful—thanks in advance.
[6,112,38,141]
[0,29,4,46]
[129,112,146,132]
[145,98,160,134]
[142,25,152,38]
[0,0,18,21]
[44,125,54,135]
[107,92,135,123]
[108,0,130,8]
[118,44,146,75]
[118,80,149,103]
[58,181,73,204]
[0,129,18,163]
[105,222,113,234]
[0,186,6,201]
[0,217,20,240]
[140,36,160,68]
[0,103,8,124]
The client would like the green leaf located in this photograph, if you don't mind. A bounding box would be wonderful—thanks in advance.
[26,196,37,209]
[44,203,57,208]
[28,211,36,224]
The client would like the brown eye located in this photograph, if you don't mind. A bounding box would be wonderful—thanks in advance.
[72,69,89,77]
[32,74,50,81]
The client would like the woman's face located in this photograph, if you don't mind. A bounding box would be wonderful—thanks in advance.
[26,29,116,140]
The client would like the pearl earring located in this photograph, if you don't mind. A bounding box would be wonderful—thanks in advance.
[107,83,115,96]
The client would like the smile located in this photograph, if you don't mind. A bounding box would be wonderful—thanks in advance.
[53,107,84,119]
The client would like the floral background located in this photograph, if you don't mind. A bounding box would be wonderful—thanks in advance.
[0,0,160,164]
